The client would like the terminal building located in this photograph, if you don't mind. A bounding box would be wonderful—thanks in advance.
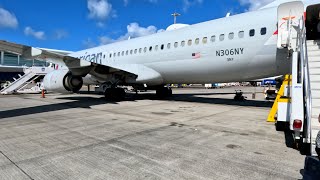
[0,51,47,82]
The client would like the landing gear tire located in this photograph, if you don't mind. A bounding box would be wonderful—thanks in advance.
[104,88,126,101]
[156,87,172,98]
[234,90,246,101]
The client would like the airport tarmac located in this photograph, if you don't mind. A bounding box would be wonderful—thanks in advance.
[0,87,305,179]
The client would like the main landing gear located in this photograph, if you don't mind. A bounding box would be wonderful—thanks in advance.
[103,85,172,101]
[234,90,247,101]
[156,86,172,98]
[104,87,126,101]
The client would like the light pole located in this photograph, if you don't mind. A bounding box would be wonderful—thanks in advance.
[171,12,181,24]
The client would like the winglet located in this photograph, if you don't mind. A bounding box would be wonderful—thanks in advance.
[31,47,42,57]
[22,47,42,59]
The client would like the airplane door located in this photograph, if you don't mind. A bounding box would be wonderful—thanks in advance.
[306,4,320,40]
[277,1,304,48]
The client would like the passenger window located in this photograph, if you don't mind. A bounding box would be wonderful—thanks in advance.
[155,45,158,51]
[122,51,124,56]
[161,44,164,50]
[103,55,106,59]
[114,53,116,57]
[174,42,178,48]
[134,49,137,54]
[130,50,133,54]
[249,29,255,37]
[238,31,244,38]
[149,46,152,51]
[144,47,147,52]
[219,34,225,41]
[126,50,128,55]
[210,35,216,42]
[181,41,185,47]
[195,38,200,45]
[118,52,120,56]
[261,27,267,35]
[139,48,142,53]
[228,32,234,40]
[109,54,112,58]
[202,37,207,44]
[188,39,192,46]
[167,43,171,49]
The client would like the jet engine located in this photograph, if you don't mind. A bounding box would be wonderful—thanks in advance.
[43,70,83,93]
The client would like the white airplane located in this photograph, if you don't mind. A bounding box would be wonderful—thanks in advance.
[0,0,319,100]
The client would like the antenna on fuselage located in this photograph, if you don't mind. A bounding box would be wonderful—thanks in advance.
[171,12,181,24]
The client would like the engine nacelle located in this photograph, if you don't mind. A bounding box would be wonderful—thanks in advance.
[43,70,83,93]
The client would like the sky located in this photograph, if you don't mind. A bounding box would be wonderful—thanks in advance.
[0,0,275,51]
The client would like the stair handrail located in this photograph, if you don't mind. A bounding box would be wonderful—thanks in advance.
[0,71,32,92]
[0,69,36,94]
[295,16,312,143]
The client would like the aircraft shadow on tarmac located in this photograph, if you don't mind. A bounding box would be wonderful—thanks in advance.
[0,92,272,119]
[0,96,108,119]
[126,92,273,108]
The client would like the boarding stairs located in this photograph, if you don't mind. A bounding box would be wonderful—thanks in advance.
[307,40,320,156]
[0,66,53,95]
[288,16,320,156]
[268,13,320,156]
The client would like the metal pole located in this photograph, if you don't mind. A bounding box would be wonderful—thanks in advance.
[17,54,20,66]
[171,12,181,24]
[0,51,4,65]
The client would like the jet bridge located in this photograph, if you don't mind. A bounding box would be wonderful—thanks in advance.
[268,2,320,156]
[0,66,54,95]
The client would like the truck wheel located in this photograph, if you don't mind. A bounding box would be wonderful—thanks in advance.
[276,121,285,131]
[299,142,311,156]
[276,122,289,131]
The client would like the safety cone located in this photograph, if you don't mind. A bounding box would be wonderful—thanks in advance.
[41,89,45,98]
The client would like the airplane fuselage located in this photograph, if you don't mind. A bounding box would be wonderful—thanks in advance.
[70,7,282,85]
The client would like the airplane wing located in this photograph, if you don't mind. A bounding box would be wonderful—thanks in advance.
[0,40,91,68]
[0,40,163,84]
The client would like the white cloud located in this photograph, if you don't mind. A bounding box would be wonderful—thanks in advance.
[83,38,96,48]
[99,22,164,45]
[99,36,116,45]
[24,27,46,40]
[87,0,117,27]
[123,0,129,6]
[0,7,18,29]
[53,29,68,40]
[123,0,157,6]
[87,0,113,20]
[182,0,203,12]
[238,0,275,11]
